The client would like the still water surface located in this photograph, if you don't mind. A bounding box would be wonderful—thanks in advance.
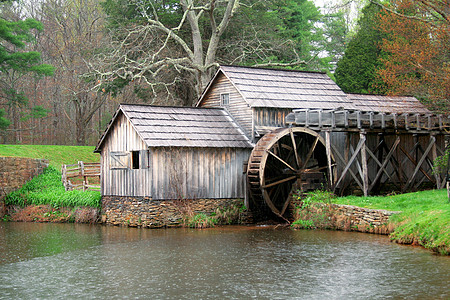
[0,222,449,299]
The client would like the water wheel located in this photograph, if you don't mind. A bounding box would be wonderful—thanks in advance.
[247,127,332,221]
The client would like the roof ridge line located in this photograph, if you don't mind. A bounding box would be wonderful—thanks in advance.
[221,64,327,74]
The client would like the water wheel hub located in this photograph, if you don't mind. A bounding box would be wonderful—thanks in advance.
[247,127,333,221]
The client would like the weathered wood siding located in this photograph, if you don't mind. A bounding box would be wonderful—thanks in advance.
[200,73,253,137]
[149,147,250,199]
[254,107,293,128]
[100,113,150,197]
[100,112,251,198]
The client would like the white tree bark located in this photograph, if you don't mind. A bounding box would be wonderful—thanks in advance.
[92,0,241,102]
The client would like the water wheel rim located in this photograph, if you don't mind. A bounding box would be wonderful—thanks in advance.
[259,127,329,187]
[247,127,334,220]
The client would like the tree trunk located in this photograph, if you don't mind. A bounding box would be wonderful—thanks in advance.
[76,117,87,146]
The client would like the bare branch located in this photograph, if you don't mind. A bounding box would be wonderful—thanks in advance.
[254,61,307,68]
[370,0,449,28]
[135,0,195,60]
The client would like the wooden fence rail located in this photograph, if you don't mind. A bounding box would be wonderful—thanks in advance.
[61,161,100,191]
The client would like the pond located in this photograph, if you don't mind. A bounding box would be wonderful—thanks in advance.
[0,222,449,299]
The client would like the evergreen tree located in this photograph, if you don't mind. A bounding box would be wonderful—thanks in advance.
[334,1,386,94]
[0,13,54,136]
[320,10,350,73]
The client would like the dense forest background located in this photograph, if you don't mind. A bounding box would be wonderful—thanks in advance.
[0,0,448,146]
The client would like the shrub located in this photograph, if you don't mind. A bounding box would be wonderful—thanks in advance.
[291,189,336,230]
[214,202,247,225]
[292,219,315,229]
[186,213,218,228]
[181,201,247,228]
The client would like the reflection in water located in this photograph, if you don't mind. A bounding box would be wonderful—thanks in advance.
[0,223,449,299]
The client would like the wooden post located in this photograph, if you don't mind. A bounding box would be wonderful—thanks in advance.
[61,164,67,190]
[360,131,369,197]
[331,110,336,128]
[305,109,310,127]
[447,181,450,203]
[325,130,333,188]
[357,111,361,129]
[318,110,323,128]
[431,134,439,189]
[251,109,256,143]
[79,161,87,191]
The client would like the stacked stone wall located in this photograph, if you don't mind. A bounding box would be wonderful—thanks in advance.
[102,196,251,228]
[330,204,400,234]
[292,200,400,234]
[0,157,49,216]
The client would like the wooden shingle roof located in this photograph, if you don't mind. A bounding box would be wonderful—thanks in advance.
[348,93,430,114]
[199,65,356,110]
[95,104,253,151]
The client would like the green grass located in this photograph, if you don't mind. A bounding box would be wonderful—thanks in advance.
[0,144,99,168]
[333,190,450,255]
[5,167,101,208]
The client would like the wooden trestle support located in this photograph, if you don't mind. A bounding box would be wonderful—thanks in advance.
[332,131,446,197]
[247,109,448,220]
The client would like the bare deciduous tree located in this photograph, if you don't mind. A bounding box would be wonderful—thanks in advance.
[39,0,112,145]
[91,0,307,106]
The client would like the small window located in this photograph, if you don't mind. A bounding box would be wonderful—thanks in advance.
[110,151,130,169]
[131,151,140,169]
[220,93,230,106]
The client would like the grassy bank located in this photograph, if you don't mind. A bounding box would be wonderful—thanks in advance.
[4,166,101,223]
[5,166,101,208]
[0,144,99,168]
[1,145,102,223]
[332,190,449,255]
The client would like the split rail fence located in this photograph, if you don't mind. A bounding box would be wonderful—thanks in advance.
[61,161,100,191]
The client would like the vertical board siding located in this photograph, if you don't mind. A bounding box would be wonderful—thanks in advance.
[150,147,251,200]
[325,131,346,175]
[101,113,151,197]
[254,107,292,128]
[102,119,252,200]
[200,73,253,137]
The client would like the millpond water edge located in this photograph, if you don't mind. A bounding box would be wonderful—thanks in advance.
[1,222,449,299]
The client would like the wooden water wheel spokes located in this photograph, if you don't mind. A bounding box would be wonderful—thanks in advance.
[247,127,332,221]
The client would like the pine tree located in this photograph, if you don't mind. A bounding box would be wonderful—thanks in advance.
[0,16,54,135]
[334,2,386,94]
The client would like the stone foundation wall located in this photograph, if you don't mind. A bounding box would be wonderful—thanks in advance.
[330,204,400,234]
[102,196,250,228]
[0,157,49,216]
[292,202,400,234]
